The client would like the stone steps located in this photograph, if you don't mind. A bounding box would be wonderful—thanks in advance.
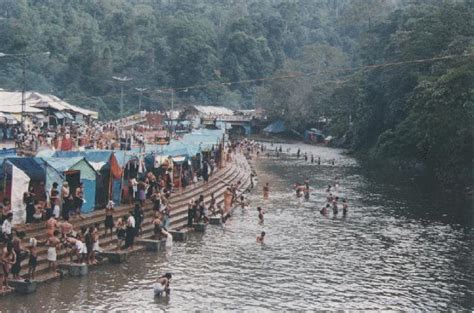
[17,161,236,239]
[12,155,251,281]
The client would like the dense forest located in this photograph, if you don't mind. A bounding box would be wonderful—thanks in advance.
[0,0,472,186]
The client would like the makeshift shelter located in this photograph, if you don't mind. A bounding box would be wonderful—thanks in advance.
[53,151,122,208]
[111,150,140,204]
[43,157,97,213]
[304,128,325,143]
[2,157,47,224]
[263,120,287,134]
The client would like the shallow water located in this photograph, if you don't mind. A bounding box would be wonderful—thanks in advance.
[1,143,473,311]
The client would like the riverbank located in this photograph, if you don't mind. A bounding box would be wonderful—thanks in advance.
[0,152,252,298]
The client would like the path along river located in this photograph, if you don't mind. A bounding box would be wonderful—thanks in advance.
[1,143,472,311]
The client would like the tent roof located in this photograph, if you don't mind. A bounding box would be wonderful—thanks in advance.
[53,150,113,164]
[5,157,46,181]
[36,149,56,158]
[43,156,86,173]
[112,151,138,168]
[263,120,287,133]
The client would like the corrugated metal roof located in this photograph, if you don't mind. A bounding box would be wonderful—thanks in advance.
[0,90,98,118]
[193,105,234,116]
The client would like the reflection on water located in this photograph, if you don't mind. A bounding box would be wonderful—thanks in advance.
[2,144,472,311]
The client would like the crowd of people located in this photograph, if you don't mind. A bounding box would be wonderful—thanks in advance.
[3,113,183,153]
[0,146,228,292]
[233,139,352,244]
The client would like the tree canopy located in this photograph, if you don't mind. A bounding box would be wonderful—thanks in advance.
[0,0,472,186]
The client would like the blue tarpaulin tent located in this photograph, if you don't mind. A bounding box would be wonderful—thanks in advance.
[4,157,47,181]
[2,157,48,209]
[263,120,287,134]
[43,157,97,213]
[52,150,122,207]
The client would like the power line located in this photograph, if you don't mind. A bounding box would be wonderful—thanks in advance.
[163,52,474,93]
[42,52,474,105]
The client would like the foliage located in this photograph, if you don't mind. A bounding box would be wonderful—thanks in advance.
[0,0,472,186]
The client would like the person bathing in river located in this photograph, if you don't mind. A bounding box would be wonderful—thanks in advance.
[236,195,248,209]
[263,182,269,200]
[153,273,172,297]
[342,199,349,216]
[297,148,301,159]
[257,207,264,225]
[332,197,339,215]
[320,204,330,216]
[326,185,332,193]
[256,231,265,244]
[327,193,333,204]
[295,183,304,197]
[311,154,314,163]
[304,152,308,162]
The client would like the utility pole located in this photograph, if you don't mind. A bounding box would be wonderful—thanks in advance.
[21,58,26,127]
[113,76,133,117]
[171,88,174,137]
[157,88,176,138]
[135,88,147,112]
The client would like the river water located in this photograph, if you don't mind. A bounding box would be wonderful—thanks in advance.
[1,143,472,311]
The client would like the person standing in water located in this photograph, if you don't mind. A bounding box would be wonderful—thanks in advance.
[256,231,265,243]
[153,273,172,297]
[297,148,301,159]
[263,182,269,200]
[311,154,314,163]
[300,178,309,199]
[257,207,264,225]
[317,156,321,165]
[304,152,308,162]
[332,197,339,215]
[342,199,349,216]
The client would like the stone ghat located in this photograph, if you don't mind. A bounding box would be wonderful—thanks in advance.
[0,153,252,297]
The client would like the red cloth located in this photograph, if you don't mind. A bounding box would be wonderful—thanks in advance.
[61,138,73,151]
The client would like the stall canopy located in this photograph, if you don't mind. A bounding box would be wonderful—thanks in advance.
[43,156,97,213]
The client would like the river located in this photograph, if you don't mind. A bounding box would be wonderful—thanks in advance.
[1,143,472,311]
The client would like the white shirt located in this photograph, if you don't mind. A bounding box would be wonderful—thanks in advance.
[127,215,136,228]
[2,219,12,235]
